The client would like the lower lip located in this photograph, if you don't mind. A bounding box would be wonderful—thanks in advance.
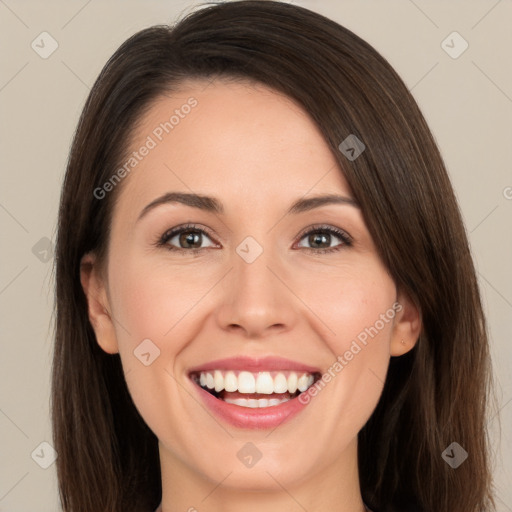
[192,380,312,429]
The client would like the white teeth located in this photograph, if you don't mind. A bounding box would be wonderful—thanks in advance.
[214,370,224,392]
[224,371,238,392]
[223,396,291,408]
[297,374,314,392]
[274,373,288,393]
[195,369,316,395]
[238,371,256,393]
[255,372,274,394]
[287,372,298,393]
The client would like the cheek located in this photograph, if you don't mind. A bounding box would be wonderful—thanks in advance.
[107,256,211,346]
[105,258,198,432]
[296,260,397,354]
[295,261,396,414]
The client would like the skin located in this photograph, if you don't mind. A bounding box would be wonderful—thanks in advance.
[81,79,421,512]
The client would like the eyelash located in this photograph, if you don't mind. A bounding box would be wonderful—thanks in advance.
[155,223,353,255]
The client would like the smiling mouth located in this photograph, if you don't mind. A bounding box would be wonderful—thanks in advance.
[190,369,321,408]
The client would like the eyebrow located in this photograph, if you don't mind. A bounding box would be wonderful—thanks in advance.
[137,191,359,221]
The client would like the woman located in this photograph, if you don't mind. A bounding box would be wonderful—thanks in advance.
[52,1,496,511]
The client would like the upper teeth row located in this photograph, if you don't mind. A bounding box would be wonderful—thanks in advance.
[197,370,315,394]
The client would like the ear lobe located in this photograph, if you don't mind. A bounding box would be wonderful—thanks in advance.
[390,288,422,357]
[80,252,119,354]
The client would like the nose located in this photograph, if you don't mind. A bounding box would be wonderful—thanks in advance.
[215,246,298,338]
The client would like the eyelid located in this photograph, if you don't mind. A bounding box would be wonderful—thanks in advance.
[161,223,217,239]
[294,223,352,243]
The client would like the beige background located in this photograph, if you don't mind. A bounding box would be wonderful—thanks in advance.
[1,1,511,510]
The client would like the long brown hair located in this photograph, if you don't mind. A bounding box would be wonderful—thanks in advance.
[52,2,497,511]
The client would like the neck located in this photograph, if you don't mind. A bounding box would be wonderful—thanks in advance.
[158,438,367,512]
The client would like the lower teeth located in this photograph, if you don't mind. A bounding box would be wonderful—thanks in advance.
[223,397,290,408]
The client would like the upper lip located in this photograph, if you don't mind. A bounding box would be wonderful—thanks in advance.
[188,356,321,374]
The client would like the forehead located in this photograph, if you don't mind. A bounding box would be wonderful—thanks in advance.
[114,78,351,220]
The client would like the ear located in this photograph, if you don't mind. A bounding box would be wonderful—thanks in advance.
[389,288,422,357]
[80,252,119,354]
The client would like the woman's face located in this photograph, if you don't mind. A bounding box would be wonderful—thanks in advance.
[82,79,419,495]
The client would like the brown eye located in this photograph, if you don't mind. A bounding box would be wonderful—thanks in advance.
[307,232,331,249]
[159,225,217,252]
[296,226,352,253]
[178,230,203,248]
